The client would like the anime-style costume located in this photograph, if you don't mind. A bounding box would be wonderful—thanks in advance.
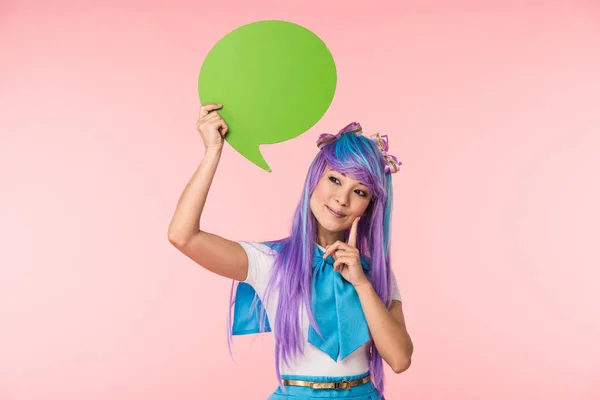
[232,241,402,399]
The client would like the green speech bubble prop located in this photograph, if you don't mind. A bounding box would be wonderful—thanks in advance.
[198,20,337,172]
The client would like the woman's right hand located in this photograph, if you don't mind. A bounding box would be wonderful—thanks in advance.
[196,104,229,151]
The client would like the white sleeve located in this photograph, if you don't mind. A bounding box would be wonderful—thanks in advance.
[238,241,277,296]
[391,271,403,302]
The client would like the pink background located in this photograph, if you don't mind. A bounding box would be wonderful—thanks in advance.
[1,0,599,399]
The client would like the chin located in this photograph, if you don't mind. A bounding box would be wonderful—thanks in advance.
[316,212,347,232]
[322,223,344,233]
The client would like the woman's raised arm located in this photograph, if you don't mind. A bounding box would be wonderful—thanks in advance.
[167,104,248,282]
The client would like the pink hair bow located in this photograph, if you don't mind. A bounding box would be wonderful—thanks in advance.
[316,122,362,149]
[316,122,402,175]
[369,132,402,174]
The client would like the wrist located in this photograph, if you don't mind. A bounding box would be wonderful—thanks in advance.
[204,147,223,156]
[353,279,373,295]
[204,146,223,153]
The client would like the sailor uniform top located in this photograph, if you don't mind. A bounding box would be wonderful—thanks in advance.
[232,241,402,377]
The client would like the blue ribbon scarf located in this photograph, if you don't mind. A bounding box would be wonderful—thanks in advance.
[232,242,371,361]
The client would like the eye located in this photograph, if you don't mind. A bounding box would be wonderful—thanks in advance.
[354,189,368,197]
[328,176,341,185]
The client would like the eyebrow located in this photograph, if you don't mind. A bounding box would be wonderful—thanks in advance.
[331,171,368,188]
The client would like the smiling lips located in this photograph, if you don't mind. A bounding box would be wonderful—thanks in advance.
[327,206,346,218]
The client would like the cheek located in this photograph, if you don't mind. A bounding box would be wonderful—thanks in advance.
[353,199,371,215]
[314,182,332,200]
[310,185,326,209]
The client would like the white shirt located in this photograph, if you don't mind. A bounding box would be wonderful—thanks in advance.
[239,241,403,377]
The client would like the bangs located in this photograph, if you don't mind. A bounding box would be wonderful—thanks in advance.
[320,132,386,199]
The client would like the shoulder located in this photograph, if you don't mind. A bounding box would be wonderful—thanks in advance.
[238,241,279,270]
[242,237,289,256]
[239,241,279,256]
[238,240,284,286]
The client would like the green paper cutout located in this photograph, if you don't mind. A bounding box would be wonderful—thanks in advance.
[198,20,337,172]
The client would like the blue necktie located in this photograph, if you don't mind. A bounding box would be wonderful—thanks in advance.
[307,245,371,361]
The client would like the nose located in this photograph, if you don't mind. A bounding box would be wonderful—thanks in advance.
[335,190,350,206]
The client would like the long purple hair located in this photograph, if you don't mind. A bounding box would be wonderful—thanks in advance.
[228,128,395,397]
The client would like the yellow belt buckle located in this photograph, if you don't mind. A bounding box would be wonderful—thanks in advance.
[335,380,351,390]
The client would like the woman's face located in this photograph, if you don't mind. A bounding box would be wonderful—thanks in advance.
[310,167,372,238]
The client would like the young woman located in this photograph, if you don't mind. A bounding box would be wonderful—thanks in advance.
[168,104,413,399]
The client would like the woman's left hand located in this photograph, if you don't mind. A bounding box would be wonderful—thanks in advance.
[322,217,370,288]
